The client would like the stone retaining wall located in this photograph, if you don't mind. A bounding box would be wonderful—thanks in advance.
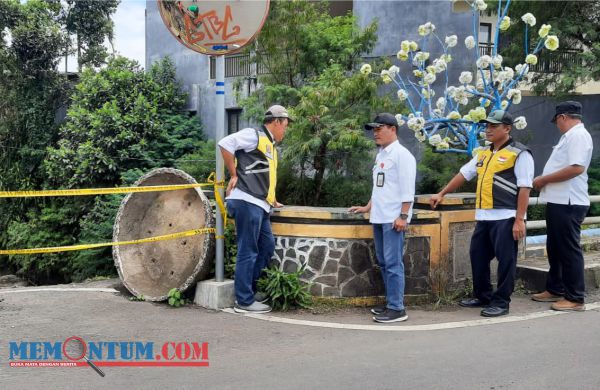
[270,235,431,297]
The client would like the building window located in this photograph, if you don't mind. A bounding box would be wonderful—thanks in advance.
[479,23,492,44]
[329,1,352,17]
[479,23,493,56]
[227,108,243,135]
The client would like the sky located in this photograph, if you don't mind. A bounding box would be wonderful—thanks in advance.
[112,0,146,67]
[59,0,146,72]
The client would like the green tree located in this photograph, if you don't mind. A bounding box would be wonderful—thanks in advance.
[0,0,70,267]
[5,57,209,283]
[59,0,120,71]
[0,0,121,280]
[417,148,476,195]
[495,0,600,96]
[45,57,199,187]
[241,0,400,206]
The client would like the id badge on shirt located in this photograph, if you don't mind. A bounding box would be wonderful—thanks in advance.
[376,172,385,187]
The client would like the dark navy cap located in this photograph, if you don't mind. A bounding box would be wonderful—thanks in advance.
[551,101,582,123]
[364,113,398,130]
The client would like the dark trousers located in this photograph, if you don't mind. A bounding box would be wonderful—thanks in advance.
[469,218,518,308]
[545,202,589,303]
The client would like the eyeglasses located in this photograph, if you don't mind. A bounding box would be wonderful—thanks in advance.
[551,114,564,124]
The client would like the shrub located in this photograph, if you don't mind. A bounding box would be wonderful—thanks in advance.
[258,266,312,311]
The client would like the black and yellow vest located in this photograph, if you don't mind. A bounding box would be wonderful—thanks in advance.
[235,127,277,206]
[475,139,530,210]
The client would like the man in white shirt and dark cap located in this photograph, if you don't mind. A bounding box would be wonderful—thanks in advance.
[349,113,416,323]
[218,105,291,314]
[531,101,593,311]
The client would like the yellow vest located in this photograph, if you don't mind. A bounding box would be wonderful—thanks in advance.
[257,134,278,205]
[235,128,278,206]
[475,140,529,209]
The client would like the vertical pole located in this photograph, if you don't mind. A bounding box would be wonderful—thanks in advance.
[215,55,225,282]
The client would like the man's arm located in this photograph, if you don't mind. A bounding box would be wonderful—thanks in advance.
[533,165,585,191]
[512,187,530,240]
[219,146,238,196]
[513,151,534,240]
[430,173,467,209]
[348,199,372,214]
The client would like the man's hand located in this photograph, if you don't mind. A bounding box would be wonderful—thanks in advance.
[226,176,238,197]
[393,217,408,232]
[429,193,444,209]
[512,218,526,241]
[532,176,546,192]
[348,205,369,214]
[274,201,284,208]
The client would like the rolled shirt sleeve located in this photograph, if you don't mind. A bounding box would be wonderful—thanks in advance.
[396,150,416,203]
[217,128,258,154]
[459,155,479,182]
[515,151,534,188]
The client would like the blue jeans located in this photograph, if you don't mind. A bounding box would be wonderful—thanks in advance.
[227,199,275,306]
[372,223,406,311]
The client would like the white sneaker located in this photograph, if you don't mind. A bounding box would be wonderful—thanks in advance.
[233,301,272,314]
[254,292,269,303]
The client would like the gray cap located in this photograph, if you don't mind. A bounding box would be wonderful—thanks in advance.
[479,109,513,125]
[265,105,293,121]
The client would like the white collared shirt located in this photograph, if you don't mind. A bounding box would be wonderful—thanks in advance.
[460,149,534,221]
[218,127,275,213]
[369,140,416,224]
[539,123,593,206]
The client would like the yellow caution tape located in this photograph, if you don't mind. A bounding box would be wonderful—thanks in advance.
[207,172,228,234]
[0,184,210,198]
[0,172,230,253]
[0,228,216,255]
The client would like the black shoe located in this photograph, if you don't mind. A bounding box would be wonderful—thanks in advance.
[458,298,488,308]
[370,305,386,315]
[480,306,509,317]
[373,309,408,323]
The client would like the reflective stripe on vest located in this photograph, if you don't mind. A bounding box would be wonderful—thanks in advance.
[475,141,528,209]
[234,128,277,205]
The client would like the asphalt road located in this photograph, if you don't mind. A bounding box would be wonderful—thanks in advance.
[1,284,599,390]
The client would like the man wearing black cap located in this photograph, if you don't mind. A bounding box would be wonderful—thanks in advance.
[218,105,292,314]
[349,113,416,323]
[531,101,593,311]
[430,109,534,317]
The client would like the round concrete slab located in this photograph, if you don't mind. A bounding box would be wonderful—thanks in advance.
[113,168,214,301]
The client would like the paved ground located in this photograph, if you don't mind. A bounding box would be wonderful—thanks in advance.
[1,279,600,390]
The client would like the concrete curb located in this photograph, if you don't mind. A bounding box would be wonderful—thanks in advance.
[0,287,120,294]
[222,301,600,332]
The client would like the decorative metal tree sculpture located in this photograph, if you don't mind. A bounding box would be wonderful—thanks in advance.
[361,0,559,155]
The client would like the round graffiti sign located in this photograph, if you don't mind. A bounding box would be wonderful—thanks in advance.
[157,0,270,56]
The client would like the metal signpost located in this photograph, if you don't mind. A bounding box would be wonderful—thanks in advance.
[157,0,270,282]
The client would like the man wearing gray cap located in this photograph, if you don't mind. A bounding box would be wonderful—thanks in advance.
[349,113,416,323]
[218,105,292,313]
[430,110,534,317]
[532,101,593,311]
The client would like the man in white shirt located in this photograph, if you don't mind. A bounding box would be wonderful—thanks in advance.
[430,110,534,317]
[349,113,416,323]
[531,101,593,311]
[218,105,291,314]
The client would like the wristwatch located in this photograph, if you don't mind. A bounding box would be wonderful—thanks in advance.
[400,213,409,220]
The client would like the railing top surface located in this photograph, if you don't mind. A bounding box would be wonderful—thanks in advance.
[272,206,439,221]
